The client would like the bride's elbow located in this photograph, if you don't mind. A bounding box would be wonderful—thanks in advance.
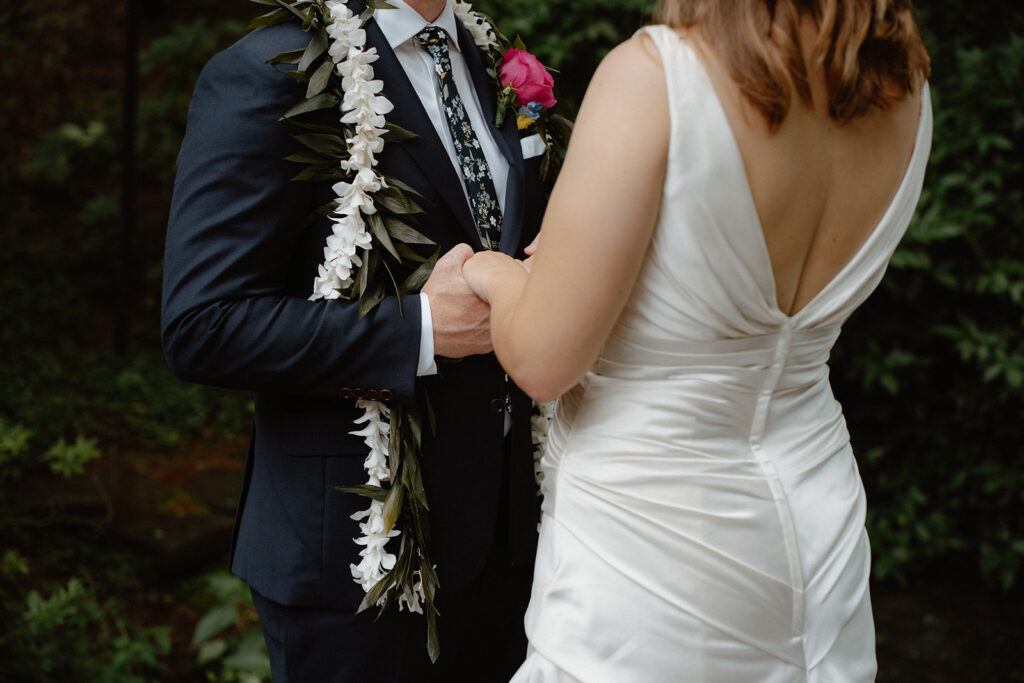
[509,361,580,404]
[496,331,589,402]
[520,381,563,404]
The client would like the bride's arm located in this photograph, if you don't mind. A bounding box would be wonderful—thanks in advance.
[463,35,669,402]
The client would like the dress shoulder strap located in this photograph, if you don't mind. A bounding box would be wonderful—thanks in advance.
[632,25,710,116]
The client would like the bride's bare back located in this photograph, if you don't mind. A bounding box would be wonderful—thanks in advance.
[696,20,923,316]
[464,3,930,402]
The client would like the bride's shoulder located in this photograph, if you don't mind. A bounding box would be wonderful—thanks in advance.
[589,30,668,93]
[574,33,670,149]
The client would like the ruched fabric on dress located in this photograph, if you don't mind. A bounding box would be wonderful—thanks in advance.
[512,24,932,683]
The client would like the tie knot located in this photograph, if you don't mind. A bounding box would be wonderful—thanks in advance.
[415,25,449,57]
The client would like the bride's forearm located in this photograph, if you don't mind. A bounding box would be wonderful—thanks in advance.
[464,254,563,401]
[486,269,533,388]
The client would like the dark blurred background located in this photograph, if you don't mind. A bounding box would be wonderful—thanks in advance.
[0,0,1021,680]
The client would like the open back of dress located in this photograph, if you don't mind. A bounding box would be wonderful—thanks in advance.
[513,25,932,683]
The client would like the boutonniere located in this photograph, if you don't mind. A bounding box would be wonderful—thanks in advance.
[495,41,556,131]
[477,31,574,189]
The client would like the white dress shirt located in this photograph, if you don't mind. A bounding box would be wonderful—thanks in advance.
[372,0,510,378]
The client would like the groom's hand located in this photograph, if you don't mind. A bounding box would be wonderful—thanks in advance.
[423,244,493,358]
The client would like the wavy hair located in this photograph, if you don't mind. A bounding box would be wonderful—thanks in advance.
[654,0,930,127]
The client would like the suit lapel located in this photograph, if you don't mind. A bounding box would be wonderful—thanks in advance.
[456,21,527,256]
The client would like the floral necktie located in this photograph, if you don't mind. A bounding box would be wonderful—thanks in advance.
[415,25,502,250]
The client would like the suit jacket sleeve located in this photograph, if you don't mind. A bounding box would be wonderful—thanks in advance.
[161,31,421,403]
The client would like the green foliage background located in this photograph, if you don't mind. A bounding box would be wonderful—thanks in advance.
[0,0,1021,678]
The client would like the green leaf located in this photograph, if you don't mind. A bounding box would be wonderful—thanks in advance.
[302,7,316,30]
[299,28,329,71]
[44,436,101,477]
[284,149,333,164]
[247,8,291,30]
[402,250,439,292]
[358,279,386,318]
[382,482,405,532]
[333,484,389,502]
[358,574,394,614]
[396,242,429,263]
[279,69,311,85]
[383,406,401,474]
[407,411,423,448]
[274,0,310,24]
[191,603,238,647]
[267,47,306,65]
[292,133,347,156]
[495,100,507,128]
[376,188,424,216]
[282,91,339,119]
[368,214,401,261]
[382,122,418,142]
[195,639,228,666]
[513,35,527,51]
[288,119,346,135]
[420,557,439,602]
[426,609,440,663]
[384,217,434,245]
[291,164,345,182]
[384,177,424,198]
[306,58,335,98]
[403,452,428,509]
[381,258,403,300]
[356,248,377,299]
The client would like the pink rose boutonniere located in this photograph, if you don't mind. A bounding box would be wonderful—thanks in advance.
[483,33,572,190]
[493,38,559,131]
[500,48,556,129]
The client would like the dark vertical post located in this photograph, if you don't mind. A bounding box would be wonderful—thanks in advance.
[117,0,140,353]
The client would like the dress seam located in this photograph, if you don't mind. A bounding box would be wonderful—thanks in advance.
[746,320,808,664]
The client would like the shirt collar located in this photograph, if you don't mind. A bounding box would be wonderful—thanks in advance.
[372,0,462,52]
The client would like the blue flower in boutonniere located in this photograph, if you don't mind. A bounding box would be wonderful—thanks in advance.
[517,101,543,130]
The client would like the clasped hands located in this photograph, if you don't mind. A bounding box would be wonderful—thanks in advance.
[422,239,536,359]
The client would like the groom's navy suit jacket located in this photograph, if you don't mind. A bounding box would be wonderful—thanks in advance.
[162,6,543,609]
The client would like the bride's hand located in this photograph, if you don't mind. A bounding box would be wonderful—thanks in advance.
[462,251,526,302]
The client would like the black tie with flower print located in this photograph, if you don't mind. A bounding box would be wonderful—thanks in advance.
[415,25,502,250]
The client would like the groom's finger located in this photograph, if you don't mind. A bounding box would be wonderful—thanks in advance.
[441,242,475,267]
[524,234,540,256]
[433,243,475,279]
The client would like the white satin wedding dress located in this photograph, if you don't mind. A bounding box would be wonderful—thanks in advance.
[512,25,932,683]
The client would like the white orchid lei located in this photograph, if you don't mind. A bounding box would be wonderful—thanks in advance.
[248,0,564,659]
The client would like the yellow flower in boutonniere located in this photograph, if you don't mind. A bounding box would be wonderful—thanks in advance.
[517,102,543,130]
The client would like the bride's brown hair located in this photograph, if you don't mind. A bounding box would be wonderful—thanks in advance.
[653,0,930,127]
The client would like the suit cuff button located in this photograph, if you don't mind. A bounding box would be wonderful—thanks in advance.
[380,389,394,402]
[488,397,505,414]
[339,387,354,399]
[354,388,366,399]
[367,389,380,401]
